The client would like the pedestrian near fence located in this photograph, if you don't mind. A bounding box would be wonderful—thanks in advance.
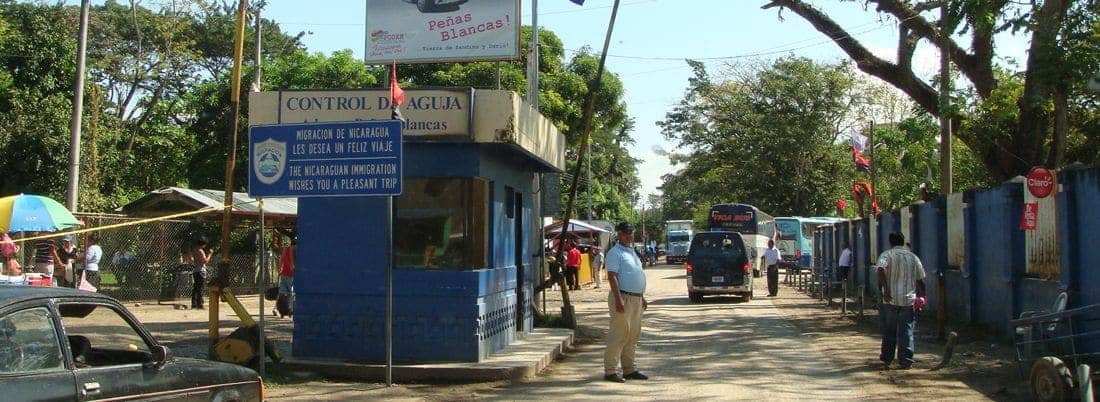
[83,234,103,288]
[876,232,926,370]
[591,245,604,289]
[185,238,211,310]
[837,241,852,281]
[33,234,61,286]
[762,239,781,297]
[604,221,649,383]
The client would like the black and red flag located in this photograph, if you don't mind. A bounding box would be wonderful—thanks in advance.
[850,132,870,172]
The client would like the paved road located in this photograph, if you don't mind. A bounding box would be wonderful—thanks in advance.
[459,264,867,400]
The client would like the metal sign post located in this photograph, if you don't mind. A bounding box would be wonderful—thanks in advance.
[258,198,266,377]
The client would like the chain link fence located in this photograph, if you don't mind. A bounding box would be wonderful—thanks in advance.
[73,214,282,303]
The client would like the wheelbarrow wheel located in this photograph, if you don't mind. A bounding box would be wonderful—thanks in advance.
[1030,356,1074,402]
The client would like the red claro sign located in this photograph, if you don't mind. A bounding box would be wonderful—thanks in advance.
[1026,166,1055,198]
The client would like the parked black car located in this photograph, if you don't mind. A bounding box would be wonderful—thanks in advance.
[685,231,754,303]
[0,286,263,401]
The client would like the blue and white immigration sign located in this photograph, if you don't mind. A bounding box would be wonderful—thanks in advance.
[365,0,519,63]
[248,120,403,198]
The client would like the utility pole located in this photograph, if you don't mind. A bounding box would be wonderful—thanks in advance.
[219,0,249,266]
[936,3,952,342]
[555,0,622,328]
[939,4,953,194]
[252,2,263,92]
[527,0,539,110]
[586,139,592,220]
[66,0,91,212]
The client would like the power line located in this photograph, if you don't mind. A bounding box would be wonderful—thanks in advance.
[563,15,920,62]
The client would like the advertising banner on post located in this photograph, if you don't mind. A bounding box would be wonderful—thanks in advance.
[365,0,520,63]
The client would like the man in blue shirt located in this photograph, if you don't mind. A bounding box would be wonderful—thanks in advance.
[604,221,649,383]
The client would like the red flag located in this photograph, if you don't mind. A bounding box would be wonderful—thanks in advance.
[851,146,871,172]
[390,61,405,107]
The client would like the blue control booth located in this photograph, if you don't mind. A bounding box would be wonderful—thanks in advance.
[249,89,564,362]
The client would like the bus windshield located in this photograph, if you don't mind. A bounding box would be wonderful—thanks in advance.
[668,234,690,243]
[776,219,800,240]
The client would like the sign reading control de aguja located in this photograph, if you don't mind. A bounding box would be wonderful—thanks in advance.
[250,89,472,138]
[365,0,520,64]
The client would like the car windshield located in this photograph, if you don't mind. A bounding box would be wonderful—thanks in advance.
[690,235,743,258]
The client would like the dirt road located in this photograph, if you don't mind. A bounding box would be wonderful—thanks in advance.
[129,263,1027,400]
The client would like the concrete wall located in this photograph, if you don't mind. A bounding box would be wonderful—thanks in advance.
[813,166,1100,352]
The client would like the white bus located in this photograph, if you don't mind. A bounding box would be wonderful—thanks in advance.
[707,203,776,277]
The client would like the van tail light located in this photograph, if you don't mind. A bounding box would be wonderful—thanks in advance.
[685,263,694,273]
[796,249,802,259]
[743,263,750,274]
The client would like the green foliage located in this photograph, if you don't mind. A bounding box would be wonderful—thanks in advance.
[659,57,859,217]
[0,0,640,224]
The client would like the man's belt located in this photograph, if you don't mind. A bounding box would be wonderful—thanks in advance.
[619,290,643,297]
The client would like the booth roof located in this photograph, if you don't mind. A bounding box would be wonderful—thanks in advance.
[118,187,297,220]
[543,219,610,234]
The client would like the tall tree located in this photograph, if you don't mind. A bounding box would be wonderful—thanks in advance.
[761,0,1100,180]
[660,58,861,217]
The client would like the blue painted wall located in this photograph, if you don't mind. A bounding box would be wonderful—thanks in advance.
[292,142,543,362]
[812,167,1100,349]
[913,200,946,317]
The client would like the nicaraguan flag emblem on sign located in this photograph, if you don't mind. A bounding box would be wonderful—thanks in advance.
[254,138,287,185]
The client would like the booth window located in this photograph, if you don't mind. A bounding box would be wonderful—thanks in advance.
[395,178,488,269]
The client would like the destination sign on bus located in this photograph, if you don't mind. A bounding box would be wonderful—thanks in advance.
[711,212,753,222]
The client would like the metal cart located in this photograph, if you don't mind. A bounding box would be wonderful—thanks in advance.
[1010,303,1100,401]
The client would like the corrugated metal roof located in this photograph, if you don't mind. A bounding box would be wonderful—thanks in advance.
[119,187,297,219]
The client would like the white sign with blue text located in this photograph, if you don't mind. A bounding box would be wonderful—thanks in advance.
[248,120,403,198]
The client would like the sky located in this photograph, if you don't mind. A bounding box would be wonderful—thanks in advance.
[66,0,1028,207]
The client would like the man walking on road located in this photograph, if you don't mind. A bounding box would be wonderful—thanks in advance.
[604,221,649,383]
[762,239,781,296]
[876,232,926,370]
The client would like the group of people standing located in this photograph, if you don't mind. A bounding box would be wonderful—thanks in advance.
[0,232,103,289]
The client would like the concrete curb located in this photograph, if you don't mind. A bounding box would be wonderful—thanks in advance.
[279,328,574,382]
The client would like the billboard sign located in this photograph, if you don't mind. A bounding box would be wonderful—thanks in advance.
[365,0,520,63]
[248,120,403,198]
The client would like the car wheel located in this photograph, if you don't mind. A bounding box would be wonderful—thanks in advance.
[689,292,703,303]
[416,0,437,12]
[1030,356,1073,402]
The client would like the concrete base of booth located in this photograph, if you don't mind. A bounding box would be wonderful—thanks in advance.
[292,268,522,363]
[281,328,572,382]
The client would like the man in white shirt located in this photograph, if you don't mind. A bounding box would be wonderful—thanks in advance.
[876,232,926,369]
[837,241,852,282]
[762,239,781,297]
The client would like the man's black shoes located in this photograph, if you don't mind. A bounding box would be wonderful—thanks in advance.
[624,371,649,380]
[604,373,625,383]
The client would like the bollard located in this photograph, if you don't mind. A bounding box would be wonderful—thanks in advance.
[858,284,865,319]
[1080,364,1093,402]
[842,280,847,314]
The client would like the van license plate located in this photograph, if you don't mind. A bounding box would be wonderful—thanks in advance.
[711,276,724,283]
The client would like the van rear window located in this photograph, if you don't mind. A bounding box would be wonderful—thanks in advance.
[690,235,744,258]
